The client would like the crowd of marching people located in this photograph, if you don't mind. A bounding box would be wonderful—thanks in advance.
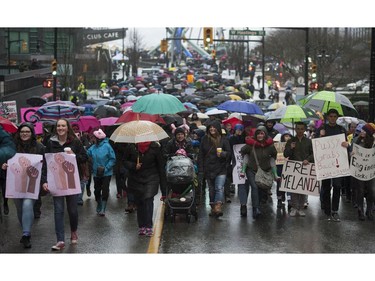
[0,66,374,251]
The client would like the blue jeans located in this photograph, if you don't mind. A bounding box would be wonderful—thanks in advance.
[53,195,78,242]
[13,198,35,236]
[206,174,226,204]
[243,169,260,208]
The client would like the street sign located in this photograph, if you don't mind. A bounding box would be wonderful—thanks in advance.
[229,30,265,36]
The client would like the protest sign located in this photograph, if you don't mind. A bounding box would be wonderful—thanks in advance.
[279,160,321,196]
[350,144,375,181]
[312,133,350,180]
[45,152,81,196]
[274,142,287,165]
[5,153,43,199]
[232,144,246,184]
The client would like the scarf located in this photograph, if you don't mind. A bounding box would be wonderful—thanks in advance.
[137,141,151,154]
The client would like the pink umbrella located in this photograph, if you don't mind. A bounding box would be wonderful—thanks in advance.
[120,101,136,111]
[72,116,100,132]
[99,117,119,126]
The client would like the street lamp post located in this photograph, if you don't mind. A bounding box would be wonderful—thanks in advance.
[317,50,330,88]
[53,28,57,101]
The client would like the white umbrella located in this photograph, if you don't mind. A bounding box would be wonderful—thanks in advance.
[189,112,209,119]
[110,120,169,143]
[206,108,227,116]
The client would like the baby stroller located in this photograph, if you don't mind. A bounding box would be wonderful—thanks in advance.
[165,155,198,223]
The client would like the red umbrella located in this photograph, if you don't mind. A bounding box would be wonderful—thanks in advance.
[0,116,18,133]
[222,117,243,129]
[116,110,165,124]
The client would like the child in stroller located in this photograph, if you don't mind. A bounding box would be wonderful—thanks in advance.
[164,149,198,223]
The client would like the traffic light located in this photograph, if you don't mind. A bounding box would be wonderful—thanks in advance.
[43,79,53,88]
[203,27,213,48]
[311,64,317,73]
[160,39,168,52]
[310,82,318,91]
[51,59,57,76]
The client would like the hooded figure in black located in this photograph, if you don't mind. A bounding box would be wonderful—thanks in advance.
[198,120,231,217]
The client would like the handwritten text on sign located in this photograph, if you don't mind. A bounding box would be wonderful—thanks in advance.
[312,133,350,180]
[279,160,321,196]
[350,144,375,181]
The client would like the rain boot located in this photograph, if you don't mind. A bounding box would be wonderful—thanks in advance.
[96,200,102,214]
[99,200,107,216]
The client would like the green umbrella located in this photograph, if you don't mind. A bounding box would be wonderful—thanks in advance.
[267,104,320,123]
[131,93,186,114]
[267,105,320,135]
[298,90,358,117]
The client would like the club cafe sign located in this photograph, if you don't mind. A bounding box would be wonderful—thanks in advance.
[82,28,127,45]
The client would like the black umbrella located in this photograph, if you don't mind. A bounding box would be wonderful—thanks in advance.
[93,105,121,118]
[26,96,47,107]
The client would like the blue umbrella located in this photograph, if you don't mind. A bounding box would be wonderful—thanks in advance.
[183,102,199,112]
[217,100,264,115]
[81,103,97,116]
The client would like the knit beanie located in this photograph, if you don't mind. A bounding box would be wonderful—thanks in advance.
[362,123,375,136]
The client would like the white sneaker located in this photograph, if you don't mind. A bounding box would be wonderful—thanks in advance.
[289,208,297,217]
[298,210,306,217]
[51,241,65,251]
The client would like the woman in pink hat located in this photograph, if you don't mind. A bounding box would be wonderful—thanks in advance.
[87,129,116,217]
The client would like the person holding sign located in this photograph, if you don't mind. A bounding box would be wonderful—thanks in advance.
[2,123,44,248]
[350,123,375,221]
[43,118,88,251]
[316,109,348,222]
[284,122,314,217]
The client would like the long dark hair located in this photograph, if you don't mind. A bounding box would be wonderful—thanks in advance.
[52,118,79,142]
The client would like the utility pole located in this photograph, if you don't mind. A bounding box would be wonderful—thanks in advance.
[53,28,58,101]
[369,28,375,122]
[304,28,309,96]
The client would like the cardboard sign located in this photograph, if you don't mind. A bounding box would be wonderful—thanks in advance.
[279,160,321,196]
[5,153,43,199]
[45,153,81,196]
[274,142,287,165]
[232,144,246,184]
[312,134,350,180]
[350,144,375,181]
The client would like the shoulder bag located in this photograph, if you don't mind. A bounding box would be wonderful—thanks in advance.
[253,146,274,190]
